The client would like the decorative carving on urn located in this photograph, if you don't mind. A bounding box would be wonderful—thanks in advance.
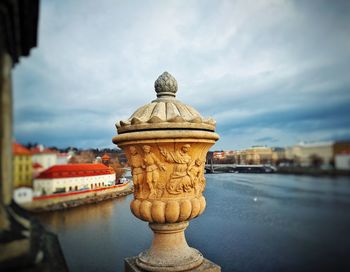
[113,72,219,271]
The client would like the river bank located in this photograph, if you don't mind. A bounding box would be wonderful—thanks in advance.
[277,167,350,177]
[23,183,133,212]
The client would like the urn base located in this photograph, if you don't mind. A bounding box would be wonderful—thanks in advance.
[135,221,204,272]
[125,257,221,272]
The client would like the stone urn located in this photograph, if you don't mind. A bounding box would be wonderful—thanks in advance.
[113,72,219,271]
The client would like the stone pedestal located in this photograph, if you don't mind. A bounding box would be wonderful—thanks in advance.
[136,222,203,271]
[125,257,221,272]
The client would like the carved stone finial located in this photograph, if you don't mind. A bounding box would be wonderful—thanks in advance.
[154,71,178,98]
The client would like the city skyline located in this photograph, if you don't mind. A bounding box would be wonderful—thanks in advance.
[13,0,350,150]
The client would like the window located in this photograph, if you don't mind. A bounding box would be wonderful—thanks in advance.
[75,186,78,190]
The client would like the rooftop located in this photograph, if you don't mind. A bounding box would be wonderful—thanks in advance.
[13,142,31,155]
[36,163,115,179]
[31,147,57,155]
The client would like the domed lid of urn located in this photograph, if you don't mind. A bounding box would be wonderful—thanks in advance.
[116,72,216,133]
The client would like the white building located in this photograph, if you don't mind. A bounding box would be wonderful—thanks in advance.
[32,162,44,178]
[33,164,116,196]
[57,153,69,164]
[335,154,350,170]
[31,145,57,170]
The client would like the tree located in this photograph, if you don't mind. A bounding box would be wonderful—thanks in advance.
[109,161,126,180]
[309,154,324,169]
[68,156,79,164]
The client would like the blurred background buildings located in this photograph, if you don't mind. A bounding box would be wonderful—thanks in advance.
[210,140,350,170]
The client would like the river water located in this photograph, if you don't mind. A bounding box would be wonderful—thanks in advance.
[36,174,350,272]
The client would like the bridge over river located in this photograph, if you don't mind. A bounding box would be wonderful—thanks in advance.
[205,164,276,173]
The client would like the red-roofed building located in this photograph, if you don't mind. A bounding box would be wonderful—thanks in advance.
[33,163,116,196]
[213,151,225,159]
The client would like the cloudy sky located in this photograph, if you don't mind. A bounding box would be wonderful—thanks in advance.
[13,0,350,150]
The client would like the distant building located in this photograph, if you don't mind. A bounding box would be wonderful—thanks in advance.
[94,156,102,164]
[286,142,334,167]
[333,141,350,155]
[32,162,44,178]
[209,141,350,168]
[241,146,273,165]
[57,152,69,164]
[335,154,350,170]
[102,153,111,166]
[334,141,350,170]
[271,147,286,164]
[213,151,225,160]
[13,142,33,187]
[31,145,57,170]
[285,145,300,165]
[33,164,115,196]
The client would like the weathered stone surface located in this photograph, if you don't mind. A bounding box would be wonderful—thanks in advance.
[133,222,204,272]
[125,257,221,272]
[115,71,217,134]
[113,72,220,271]
[154,71,178,97]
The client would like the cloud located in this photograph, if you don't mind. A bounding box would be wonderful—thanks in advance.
[13,0,350,149]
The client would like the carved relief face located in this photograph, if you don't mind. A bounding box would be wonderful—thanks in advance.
[130,146,137,155]
[142,145,151,153]
[195,159,202,166]
[181,144,190,153]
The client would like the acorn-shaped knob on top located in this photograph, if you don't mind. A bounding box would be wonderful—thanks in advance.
[154,71,178,98]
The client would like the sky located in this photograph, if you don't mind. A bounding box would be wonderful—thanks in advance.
[13,0,350,150]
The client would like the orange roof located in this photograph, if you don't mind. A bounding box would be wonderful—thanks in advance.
[13,143,31,155]
[36,163,115,179]
[102,153,110,160]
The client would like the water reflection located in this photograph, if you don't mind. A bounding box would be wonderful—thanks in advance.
[38,198,119,232]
